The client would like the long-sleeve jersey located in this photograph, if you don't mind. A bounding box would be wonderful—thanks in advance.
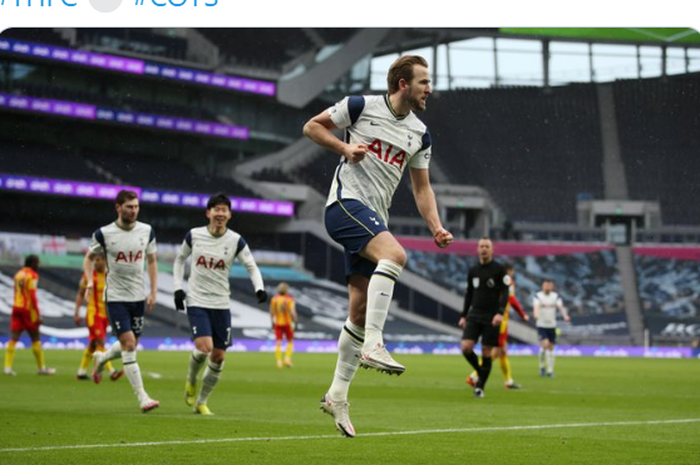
[462,260,510,319]
[173,226,264,310]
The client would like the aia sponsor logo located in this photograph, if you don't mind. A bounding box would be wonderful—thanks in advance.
[196,256,226,270]
[115,251,143,263]
[367,139,406,169]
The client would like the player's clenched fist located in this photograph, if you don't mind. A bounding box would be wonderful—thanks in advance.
[343,144,368,163]
[433,227,453,249]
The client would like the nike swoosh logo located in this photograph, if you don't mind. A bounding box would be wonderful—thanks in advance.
[379,292,391,297]
[369,121,380,126]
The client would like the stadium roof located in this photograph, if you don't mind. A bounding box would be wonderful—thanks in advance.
[374,28,700,56]
[501,28,700,45]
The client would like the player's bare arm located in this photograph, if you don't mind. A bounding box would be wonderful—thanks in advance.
[410,168,453,249]
[82,251,96,301]
[82,251,95,287]
[146,253,158,313]
[303,110,368,163]
[559,302,571,322]
[74,287,86,326]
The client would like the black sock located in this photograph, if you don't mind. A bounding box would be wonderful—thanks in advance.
[462,350,481,372]
[477,356,493,389]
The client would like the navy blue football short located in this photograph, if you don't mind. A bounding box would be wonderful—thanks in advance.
[325,199,388,279]
[187,307,233,350]
[107,301,146,337]
[537,327,557,343]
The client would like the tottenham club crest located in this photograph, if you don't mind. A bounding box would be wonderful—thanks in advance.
[472,277,480,288]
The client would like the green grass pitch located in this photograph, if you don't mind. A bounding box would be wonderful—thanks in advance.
[1,350,698,464]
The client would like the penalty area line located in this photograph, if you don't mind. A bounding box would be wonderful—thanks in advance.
[1,418,699,453]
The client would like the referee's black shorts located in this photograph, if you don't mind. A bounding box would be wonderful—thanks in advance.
[462,315,500,347]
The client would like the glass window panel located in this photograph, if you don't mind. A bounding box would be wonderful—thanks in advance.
[496,38,543,86]
[688,48,700,72]
[549,42,591,85]
[592,44,638,82]
[639,46,662,78]
[370,53,398,91]
[447,38,495,88]
[666,47,686,75]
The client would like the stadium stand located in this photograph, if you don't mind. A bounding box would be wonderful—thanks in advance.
[197,29,315,71]
[405,249,625,319]
[420,85,605,223]
[82,149,258,198]
[251,168,296,184]
[613,74,700,225]
[0,28,70,47]
[634,255,700,341]
[0,139,97,182]
[75,28,188,62]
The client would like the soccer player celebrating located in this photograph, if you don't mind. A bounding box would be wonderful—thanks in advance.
[467,263,529,389]
[533,279,570,377]
[459,238,510,398]
[4,255,55,376]
[269,282,297,368]
[303,55,453,437]
[74,253,123,382]
[85,190,159,413]
[173,194,267,416]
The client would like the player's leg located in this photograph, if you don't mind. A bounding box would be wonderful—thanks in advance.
[537,328,548,376]
[185,307,213,407]
[461,319,483,375]
[195,346,224,416]
[283,326,294,367]
[194,309,231,415]
[29,327,54,375]
[274,325,284,368]
[4,329,21,376]
[77,338,98,380]
[95,303,127,383]
[94,305,125,380]
[476,345,494,393]
[322,274,367,438]
[93,316,121,380]
[359,231,406,373]
[546,334,556,377]
[499,346,518,389]
[497,328,518,389]
[116,302,157,411]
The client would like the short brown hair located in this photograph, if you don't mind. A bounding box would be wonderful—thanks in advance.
[387,55,428,94]
[115,190,138,206]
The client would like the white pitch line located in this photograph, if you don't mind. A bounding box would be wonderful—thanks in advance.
[1,418,699,454]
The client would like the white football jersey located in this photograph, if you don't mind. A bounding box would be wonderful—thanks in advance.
[173,226,264,309]
[326,94,432,225]
[89,221,157,303]
[533,291,563,329]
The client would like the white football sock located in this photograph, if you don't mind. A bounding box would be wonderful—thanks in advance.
[122,351,148,404]
[197,360,223,405]
[188,349,208,385]
[546,348,555,373]
[364,259,402,349]
[105,341,122,361]
[538,347,546,369]
[328,319,364,402]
